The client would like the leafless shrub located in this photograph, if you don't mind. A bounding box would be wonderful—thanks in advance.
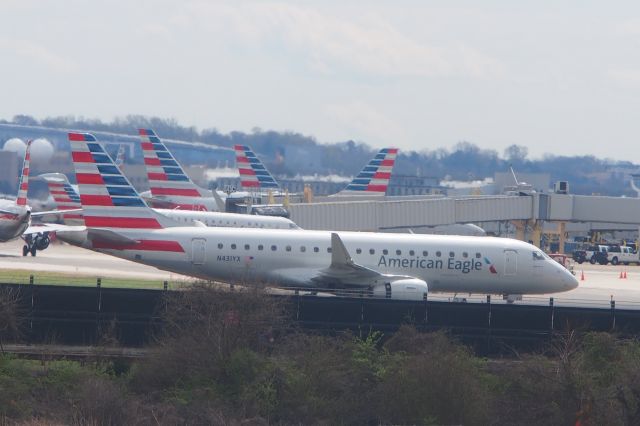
[131,283,288,392]
[70,377,133,426]
[0,286,24,350]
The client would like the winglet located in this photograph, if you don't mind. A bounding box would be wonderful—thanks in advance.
[16,140,32,206]
[114,144,126,167]
[212,189,227,211]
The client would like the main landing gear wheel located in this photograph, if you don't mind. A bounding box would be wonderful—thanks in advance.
[22,245,29,257]
[30,245,37,257]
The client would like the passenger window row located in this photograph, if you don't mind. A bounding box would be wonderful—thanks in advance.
[215,243,481,259]
[176,216,270,228]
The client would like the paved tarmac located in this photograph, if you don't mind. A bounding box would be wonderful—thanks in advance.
[1,239,640,308]
[0,239,193,282]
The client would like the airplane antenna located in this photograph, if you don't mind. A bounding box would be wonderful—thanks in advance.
[509,164,520,186]
[631,174,640,197]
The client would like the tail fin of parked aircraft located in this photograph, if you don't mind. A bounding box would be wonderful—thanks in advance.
[138,129,213,211]
[16,140,32,206]
[68,132,175,230]
[334,148,398,196]
[40,173,84,225]
[233,145,280,191]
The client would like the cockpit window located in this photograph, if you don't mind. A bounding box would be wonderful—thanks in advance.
[532,251,545,261]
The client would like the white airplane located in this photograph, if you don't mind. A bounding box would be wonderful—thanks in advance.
[0,141,79,255]
[58,132,579,300]
[39,173,299,230]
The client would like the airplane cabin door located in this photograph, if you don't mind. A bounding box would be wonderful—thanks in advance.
[503,249,517,276]
[191,238,206,265]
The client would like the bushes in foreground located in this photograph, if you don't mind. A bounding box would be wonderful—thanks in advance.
[3,285,640,424]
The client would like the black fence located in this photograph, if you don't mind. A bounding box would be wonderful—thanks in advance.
[1,283,639,354]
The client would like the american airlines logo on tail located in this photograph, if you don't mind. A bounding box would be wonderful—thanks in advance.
[68,132,184,252]
[69,132,163,229]
[139,129,210,211]
[234,145,280,190]
[41,174,83,225]
[339,148,398,195]
[16,140,32,206]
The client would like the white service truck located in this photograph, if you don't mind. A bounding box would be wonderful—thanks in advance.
[607,246,640,265]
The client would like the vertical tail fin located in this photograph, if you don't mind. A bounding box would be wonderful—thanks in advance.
[139,129,212,210]
[336,148,398,196]
[68,132,171,230]
[234,145,280,191]
[16,140,32,206]
[40,173,84,225]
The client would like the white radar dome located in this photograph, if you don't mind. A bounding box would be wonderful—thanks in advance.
[30,138,55,165]
[3,138,26,157]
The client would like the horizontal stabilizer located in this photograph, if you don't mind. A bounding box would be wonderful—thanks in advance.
[86,228,137,245]
[31,208,83,217]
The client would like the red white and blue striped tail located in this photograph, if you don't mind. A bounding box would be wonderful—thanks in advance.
[39,173,84,225]
[16,140,32,206]
[337,148,398,195]
[139,129,212,211]
[234,145,280,191]
[68,132,173,230]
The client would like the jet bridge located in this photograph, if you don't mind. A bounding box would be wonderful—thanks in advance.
[288,193,640,250]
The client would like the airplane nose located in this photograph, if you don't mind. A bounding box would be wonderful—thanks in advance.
[564,272,579,290]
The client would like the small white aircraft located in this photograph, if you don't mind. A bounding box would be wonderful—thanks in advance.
[0,141,80,255]
[58,132,578,301]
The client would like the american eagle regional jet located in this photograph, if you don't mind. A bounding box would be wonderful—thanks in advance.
[58,132,578,300]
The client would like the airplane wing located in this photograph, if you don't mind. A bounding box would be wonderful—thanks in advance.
[309,233,416,288]
[30,208,83,218]
[23,223,84,235]
[0,208,19,216]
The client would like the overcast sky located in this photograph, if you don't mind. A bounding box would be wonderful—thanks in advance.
[2,1,640,162]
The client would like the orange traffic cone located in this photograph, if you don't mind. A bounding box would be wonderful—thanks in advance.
[620,270,624,279]
[624,270,628,279]
[581,270,585,281]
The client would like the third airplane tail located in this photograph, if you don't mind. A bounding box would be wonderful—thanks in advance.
[139,128,213,211]
[333,148,398,196]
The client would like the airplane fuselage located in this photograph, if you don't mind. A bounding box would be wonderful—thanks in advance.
[0,200,30,242]
[59,227,578,296]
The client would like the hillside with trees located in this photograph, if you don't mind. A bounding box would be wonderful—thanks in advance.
[2,114,637,196]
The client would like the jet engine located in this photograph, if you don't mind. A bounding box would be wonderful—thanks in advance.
[33,233,50,251]
[372,279,428,301]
